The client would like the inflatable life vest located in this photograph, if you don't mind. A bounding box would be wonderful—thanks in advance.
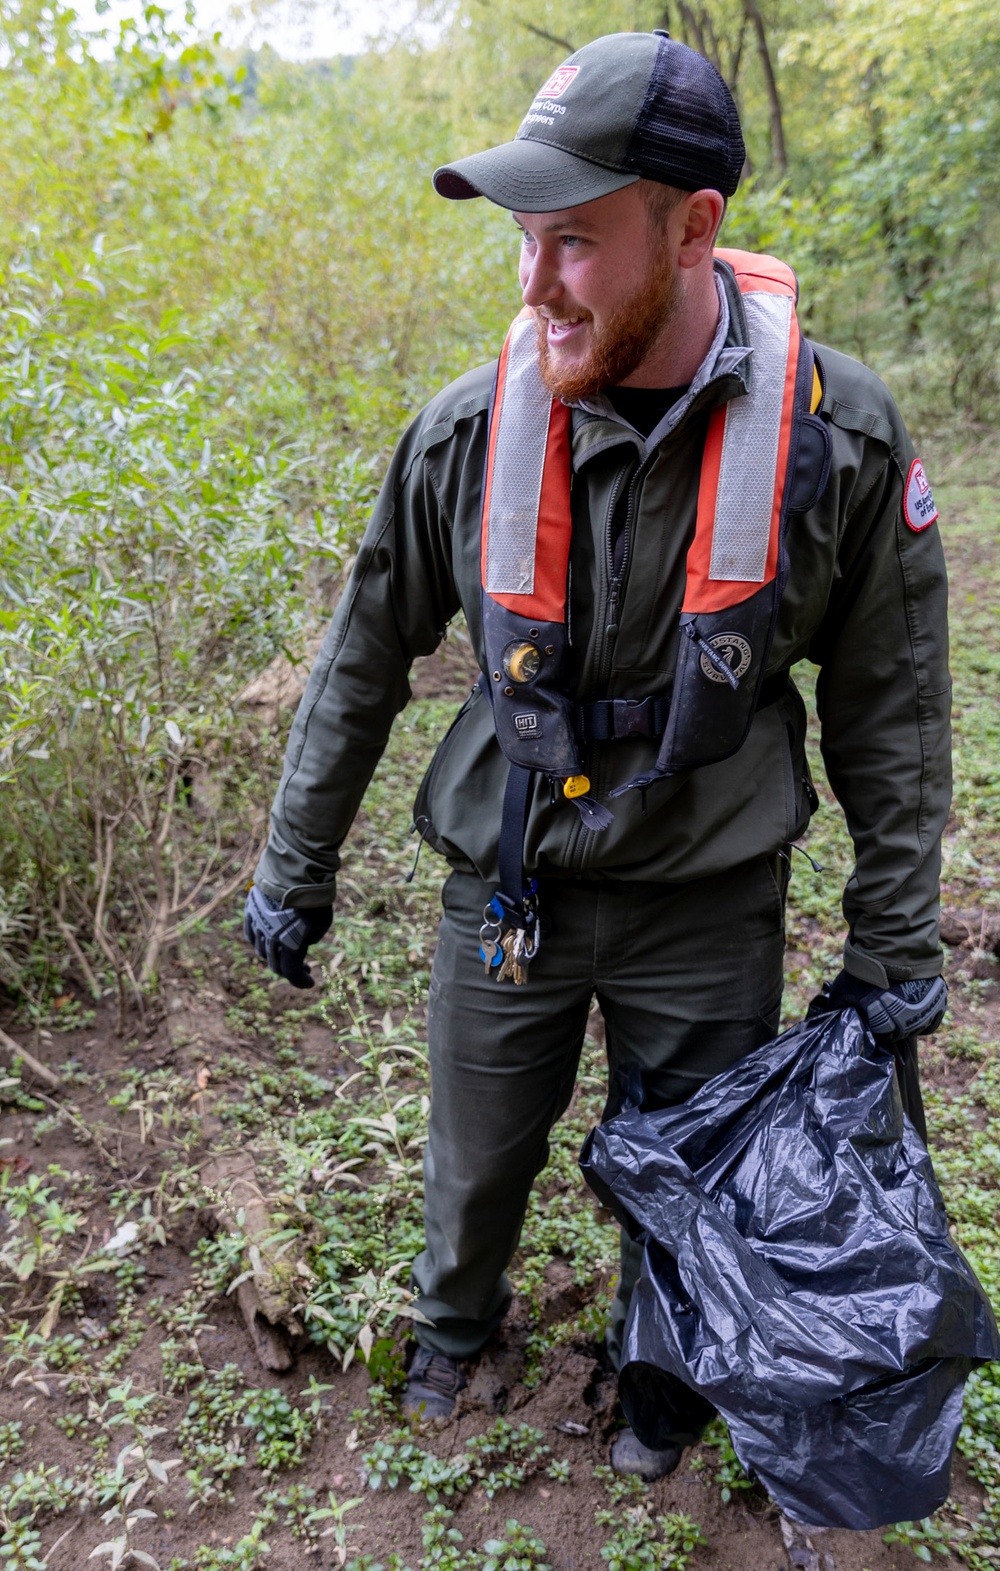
[480,249,830,818]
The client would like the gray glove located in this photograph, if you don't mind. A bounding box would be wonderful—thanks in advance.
[243,886,332,990]
[808,970,948,1042]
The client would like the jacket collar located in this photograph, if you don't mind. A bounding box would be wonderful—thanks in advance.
[570,259,754,471]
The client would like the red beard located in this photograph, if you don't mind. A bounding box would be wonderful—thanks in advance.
[533,259,683,401]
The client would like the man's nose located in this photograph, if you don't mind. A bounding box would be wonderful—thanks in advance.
[520,246,559,309]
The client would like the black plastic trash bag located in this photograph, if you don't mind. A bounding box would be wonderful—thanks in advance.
[580,1007,1000,1530]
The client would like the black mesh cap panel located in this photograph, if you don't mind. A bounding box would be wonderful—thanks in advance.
[624,37,745,196]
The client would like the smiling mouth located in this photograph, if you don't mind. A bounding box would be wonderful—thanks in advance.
[544,316,588,343]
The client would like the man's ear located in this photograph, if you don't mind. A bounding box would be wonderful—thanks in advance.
[676,190,725,270]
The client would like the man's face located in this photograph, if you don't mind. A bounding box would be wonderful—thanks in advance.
[514,184,682,400]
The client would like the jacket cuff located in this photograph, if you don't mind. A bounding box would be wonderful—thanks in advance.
[254,829,340,910]
[843,936,941,988]
[254,876,338,911]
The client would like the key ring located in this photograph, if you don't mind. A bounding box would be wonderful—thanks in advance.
[513,926,539,965]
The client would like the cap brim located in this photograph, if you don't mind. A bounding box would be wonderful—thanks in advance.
[433,138,639,212]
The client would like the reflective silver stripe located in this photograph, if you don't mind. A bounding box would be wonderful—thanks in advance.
[709,292,793,583]
[485,317,550,597]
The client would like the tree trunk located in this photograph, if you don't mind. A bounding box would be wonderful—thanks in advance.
[664,4,752,173]
[861,56,927,342]
[674,1,717,71]
[742,0,788,177]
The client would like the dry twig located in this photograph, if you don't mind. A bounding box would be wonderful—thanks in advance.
[0,1024,62,1091]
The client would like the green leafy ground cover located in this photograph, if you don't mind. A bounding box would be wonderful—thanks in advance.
[1,479,999,1569]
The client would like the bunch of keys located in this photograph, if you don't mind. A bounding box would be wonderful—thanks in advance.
[496,924,539,984]
[478,887,541,986]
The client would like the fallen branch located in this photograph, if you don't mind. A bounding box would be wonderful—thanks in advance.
[233,1277,296,1373]
[780,1515,834,1571]
[194,1081,303,1372]
[0,1026,62,1092]
[940,908,1000,952]
[201,1142,299,1372]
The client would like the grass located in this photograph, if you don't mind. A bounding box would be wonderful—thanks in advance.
[0,477,998,1567]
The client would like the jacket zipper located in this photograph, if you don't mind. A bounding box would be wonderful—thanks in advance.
[569,450,653,871]
[602,456,654,675]
[565,367,748,869]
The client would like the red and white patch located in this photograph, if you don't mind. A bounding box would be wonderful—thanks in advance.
[538,65,578,98]
[903,458,938,532]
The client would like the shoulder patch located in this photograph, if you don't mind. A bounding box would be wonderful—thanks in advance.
[903,457,938,532]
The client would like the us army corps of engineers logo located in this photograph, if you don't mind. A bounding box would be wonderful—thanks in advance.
[903,458,938,532]
[699,633,753,683]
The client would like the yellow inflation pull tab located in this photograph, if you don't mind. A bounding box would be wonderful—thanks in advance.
[563,774,591,799]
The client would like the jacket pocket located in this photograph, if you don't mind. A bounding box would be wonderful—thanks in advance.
[782,680,817,841]
[412,687,480,841]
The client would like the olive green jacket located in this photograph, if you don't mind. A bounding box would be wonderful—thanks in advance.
[255,266,951,985]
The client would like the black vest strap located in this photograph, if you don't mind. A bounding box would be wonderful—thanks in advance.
[576,673,789,744]
[498,763,532,915]
[577,695,672,742]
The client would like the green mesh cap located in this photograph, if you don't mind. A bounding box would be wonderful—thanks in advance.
[433,32,745,212]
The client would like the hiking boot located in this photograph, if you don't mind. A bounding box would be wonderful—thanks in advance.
[610,1426,683,1481]
[401,1347,466,1420]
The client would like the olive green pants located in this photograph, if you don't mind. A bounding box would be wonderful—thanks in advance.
[410,858,789,1368]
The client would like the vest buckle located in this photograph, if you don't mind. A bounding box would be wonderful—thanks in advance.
[612,697,656,738]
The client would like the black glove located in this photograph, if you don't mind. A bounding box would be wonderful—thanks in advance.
[807,970,948,1042]
[243,886,333,990]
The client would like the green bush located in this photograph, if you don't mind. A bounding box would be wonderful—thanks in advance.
[0,253,313,997]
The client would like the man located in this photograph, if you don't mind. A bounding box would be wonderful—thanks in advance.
[244,32,950,1479]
